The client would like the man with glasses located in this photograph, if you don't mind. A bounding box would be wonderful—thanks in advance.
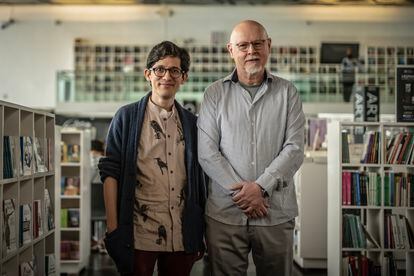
[99,41,206,276]
[198,20,305,276]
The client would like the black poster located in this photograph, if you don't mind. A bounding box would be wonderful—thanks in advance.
[396,66,414,122]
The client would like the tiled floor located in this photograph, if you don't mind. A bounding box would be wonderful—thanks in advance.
[79,252,327,276]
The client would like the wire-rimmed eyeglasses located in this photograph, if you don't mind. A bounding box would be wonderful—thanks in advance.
[234,39,269,52]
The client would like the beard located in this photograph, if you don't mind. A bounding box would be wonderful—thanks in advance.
[245,64,263,75]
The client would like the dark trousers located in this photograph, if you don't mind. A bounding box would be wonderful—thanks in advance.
[342,82,354,102]
[132,250,198,276]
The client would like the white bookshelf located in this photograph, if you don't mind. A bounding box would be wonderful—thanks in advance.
[0,100,56,276]
[328,121,414,276]
[294,153,327,269]
[57,128,91,274]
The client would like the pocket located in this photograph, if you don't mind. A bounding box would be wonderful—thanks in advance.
[104,224,134,274]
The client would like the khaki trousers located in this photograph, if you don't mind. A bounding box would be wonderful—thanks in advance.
[206,216,295,276]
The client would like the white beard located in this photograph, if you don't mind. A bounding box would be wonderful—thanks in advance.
[245,64,263,75]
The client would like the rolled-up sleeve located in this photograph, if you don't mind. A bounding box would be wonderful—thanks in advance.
[255,84,305,196]
[197,88,243,193]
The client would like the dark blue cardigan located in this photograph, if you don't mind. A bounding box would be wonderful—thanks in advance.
[98,93,207,274]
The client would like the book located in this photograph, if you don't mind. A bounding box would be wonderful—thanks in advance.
[19,204,32,247]
[67,208,80,228]
[60,209,68,228]
[19,260,34,276]
[60,176,80,196]
[45,254,56,276]
[33,137,47,173]
[20,136,33,176]
[32,199,43,239]
[44,189,55,231]
[3,198,17,255]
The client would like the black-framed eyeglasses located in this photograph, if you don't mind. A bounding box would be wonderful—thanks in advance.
[149,66,184,79]
[234,39,268,52]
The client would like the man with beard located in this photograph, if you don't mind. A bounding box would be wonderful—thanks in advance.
[197,20,305,276]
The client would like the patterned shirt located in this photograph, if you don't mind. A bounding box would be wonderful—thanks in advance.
[133,99,186,251]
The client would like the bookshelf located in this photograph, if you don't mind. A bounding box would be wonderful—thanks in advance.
[328,121,414,276]
[294,153,327,269]
[0,100,56,276]
[58,128,91,274]
[68,39,414,106]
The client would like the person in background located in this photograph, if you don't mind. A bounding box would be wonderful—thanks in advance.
[197,20,305,276]
[99,41,206,276]
[90,139,106,253]
[341,47,361,102]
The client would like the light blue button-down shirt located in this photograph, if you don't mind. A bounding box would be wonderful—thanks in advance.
[197,69,305,226]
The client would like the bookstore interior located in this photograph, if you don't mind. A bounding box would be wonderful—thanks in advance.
[1,1,414,276]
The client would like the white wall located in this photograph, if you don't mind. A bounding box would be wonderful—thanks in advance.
[0,5,413,109]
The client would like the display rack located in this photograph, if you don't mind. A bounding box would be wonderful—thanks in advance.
[0,100,56,276]
[294,153,327,269]
[327,121,414,276]
[58,128,91,274]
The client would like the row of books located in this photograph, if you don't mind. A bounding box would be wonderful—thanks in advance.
[342,255,381,276]
[60,240,80,260]
[60,176,81,196]
[2,189,55,256]
[6,254,56,276]
[3,136,53,179]
[61,208,80,228]
[342,131,380,164]
[385,132,414,164]
[384,213,414,249]
[342,214,380,249]
[384,172,414,207]
[61,142,81,163]
[342,171,381,206]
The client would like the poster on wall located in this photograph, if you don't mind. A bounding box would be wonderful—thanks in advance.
[396,66,414,122]
[353,85,380,142]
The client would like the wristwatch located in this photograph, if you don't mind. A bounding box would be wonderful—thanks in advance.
[259,186,268,198]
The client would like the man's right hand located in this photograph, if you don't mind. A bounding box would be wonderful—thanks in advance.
[230,182,270,218]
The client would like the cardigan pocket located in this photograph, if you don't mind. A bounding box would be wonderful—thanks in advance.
[104,224,134,274]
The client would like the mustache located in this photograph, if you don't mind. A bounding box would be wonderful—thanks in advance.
[246,55,260,61]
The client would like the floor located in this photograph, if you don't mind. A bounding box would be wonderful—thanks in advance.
[78,252,328,276]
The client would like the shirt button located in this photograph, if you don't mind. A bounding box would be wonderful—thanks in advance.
[168,152,172,156]
[172,187,175,191]
[251,162,255,165]
[171,206,174,210]
[170,170,173,174]
[163,118,167,121]
[167,135,171,138]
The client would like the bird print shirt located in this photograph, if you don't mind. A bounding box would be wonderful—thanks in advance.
[134,98,186,252]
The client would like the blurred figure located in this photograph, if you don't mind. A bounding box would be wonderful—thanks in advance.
[341,47,360,102]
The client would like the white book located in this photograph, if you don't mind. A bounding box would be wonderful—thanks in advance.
[44,189,55,231]
[33,137,47,173]
[21,136,33,176]
[3,198,17,254]
[20,204,32,246]
[19,260,34,276]
[45,254,56,276]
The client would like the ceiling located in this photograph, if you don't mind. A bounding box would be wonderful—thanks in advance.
[0,0,414,5]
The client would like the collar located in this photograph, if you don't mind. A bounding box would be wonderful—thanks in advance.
[223,68,273,84]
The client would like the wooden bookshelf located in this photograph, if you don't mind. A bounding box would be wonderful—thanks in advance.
[57,128,91,274]
[328,121,414,276]
[0,100,56,276]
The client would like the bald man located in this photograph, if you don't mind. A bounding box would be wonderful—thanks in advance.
[197,20,305,276]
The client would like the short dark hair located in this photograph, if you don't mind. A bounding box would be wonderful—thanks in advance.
[146,41,190,73]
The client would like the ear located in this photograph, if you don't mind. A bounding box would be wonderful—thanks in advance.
[267,38,272,49]
[144,69,151,81]
[227,42,234,59]
[181,72,188,84]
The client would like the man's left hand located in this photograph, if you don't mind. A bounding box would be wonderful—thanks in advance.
[230,182,269,217]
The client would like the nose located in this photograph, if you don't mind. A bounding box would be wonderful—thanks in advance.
[162,70,174,79]
[246,43,256,54]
